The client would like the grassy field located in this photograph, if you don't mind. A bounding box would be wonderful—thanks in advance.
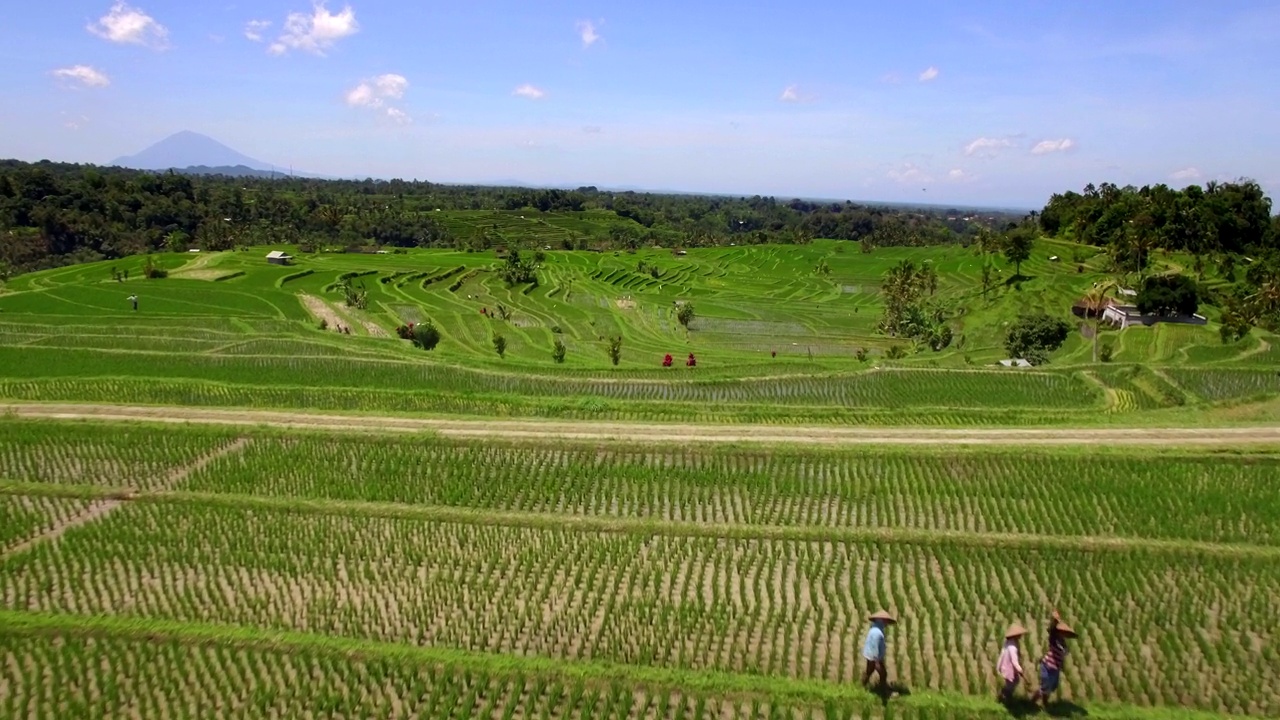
[0,420,1278,719]
[0,240,1277,424]
[0,240,1277,717]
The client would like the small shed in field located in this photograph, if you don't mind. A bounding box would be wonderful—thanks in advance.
[266,251,294,266]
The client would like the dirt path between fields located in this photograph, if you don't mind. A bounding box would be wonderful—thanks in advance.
[0,437,250,559]
[5,403,1280,447]
[298,294,347,332]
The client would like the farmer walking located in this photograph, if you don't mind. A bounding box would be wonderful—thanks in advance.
[1031,610,1075,707]
[861,610,895,690]
[996,622,1028,703]
[128,294,138,311]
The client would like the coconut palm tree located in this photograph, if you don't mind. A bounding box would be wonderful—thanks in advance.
[1084,279,1118,363]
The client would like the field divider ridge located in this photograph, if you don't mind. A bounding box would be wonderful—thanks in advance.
[4,479,1277,560]
[0,609,1258,720]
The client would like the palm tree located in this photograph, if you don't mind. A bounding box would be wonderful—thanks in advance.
[1084,279,1118,363]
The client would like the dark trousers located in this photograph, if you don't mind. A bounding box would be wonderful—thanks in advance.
[862,659,886,688]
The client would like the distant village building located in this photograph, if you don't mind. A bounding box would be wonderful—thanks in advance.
[265,251,294,266]
[999,359,1033,368]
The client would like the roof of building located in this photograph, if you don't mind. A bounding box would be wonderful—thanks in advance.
[265,251,293,259]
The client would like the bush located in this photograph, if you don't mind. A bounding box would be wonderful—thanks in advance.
[492,334,507,358]
[886,345,907,360]
[142,256,168,279]
[855,348,868,362]
[413,321,441,351]
[607,336,622,366]
[395,321,440,350]
[677,303,695,328]
[499,249,540,286]
[1004,312,1071,365]
[1100,342,1114,363]
[552,339,566,364]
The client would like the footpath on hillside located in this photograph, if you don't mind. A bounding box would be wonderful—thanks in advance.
[6,402,1280,446]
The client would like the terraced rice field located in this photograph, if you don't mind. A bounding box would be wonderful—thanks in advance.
[1,419,1277,719]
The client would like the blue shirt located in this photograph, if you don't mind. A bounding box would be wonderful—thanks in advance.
[863,623,886,661]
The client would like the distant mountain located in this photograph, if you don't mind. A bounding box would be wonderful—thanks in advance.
[111,131,317,178]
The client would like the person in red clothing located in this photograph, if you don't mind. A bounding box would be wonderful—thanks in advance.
[686,353,696,367]
[662,353,673,367]
[1031,610,1075,707]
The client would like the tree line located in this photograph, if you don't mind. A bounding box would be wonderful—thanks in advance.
[0,160,1015,275]
[1039,179,1280,340]
[1039,180,1276,276]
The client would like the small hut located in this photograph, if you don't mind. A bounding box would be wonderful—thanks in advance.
[266,251,294,266]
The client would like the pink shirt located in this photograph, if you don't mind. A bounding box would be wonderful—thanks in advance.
[997,642,1024,682]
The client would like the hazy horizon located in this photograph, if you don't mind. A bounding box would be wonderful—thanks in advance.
[2,1,1278,209]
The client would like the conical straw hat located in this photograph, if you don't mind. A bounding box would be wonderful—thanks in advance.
[1004,623,1028,639]
[868,610,897,624]
[1054,621,1078,638]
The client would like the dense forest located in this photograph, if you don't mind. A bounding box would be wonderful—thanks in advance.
[1039,180,1280,337]
[0,160,1010,275]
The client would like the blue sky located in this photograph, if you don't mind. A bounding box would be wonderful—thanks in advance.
[1,1,1278,208]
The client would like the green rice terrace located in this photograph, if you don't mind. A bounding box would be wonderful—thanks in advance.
[0,239,1277,425]
[1,420,1279,719]
[2,235,1280,718]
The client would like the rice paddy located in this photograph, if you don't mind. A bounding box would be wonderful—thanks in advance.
[0,420,1277,718]
[1,241,1277,717]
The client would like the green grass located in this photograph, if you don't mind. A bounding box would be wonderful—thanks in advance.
[2,241,1277,423]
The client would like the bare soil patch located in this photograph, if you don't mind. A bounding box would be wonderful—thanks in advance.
[298,294,348,333]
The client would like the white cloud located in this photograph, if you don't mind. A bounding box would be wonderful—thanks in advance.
[52,65,111,88]
[948,168,967,180]
[918,66,939,82]
[963,137,1013,158]
[87,2,168,48]
[384,107,411,125]
[779,85,800,102]
[888,162,933,184]
[576,20,601,48]
[513,84,546,100]
[345,74,410,123]
[61,113,91,130]
[244,19,272,42]
[1171,167,1202,181]
[1031,138,1076,155]
[269,3,358,56]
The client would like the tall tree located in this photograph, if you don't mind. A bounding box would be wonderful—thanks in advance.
[1003,227,1034,278]
[1082,279,1117,363]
